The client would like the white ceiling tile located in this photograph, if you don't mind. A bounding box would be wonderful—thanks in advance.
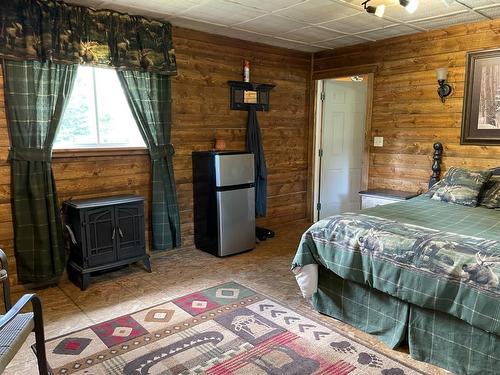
[235,15,308,34]
[210,26,269,40]
[410,11,486,30]
[278,43,324,52]
[320,13,396,34]
[314,35,368,49]
[275,0,359,24]
[282,26,345,43]
[175,0,266,26]
[67,0,203,16]
[169,17,221,31]
[125,0,203,15]
[49,0,500,53]
[459,0,500,7]
[381,0,469,22]
[476,5,500,17]
[355,24,418,40]
[257,36,323,51]
[225,0,307,12]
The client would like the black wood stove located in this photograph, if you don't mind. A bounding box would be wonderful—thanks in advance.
[62,195,151,290]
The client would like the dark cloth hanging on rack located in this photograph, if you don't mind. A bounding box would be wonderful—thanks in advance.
[246,106,267,217]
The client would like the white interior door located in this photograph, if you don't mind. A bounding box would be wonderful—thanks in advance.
[318,78,367,220]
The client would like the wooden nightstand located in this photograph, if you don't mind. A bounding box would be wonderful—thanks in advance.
[359,189,419,210]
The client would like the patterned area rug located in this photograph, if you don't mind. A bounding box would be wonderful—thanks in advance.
[42,282,428,374]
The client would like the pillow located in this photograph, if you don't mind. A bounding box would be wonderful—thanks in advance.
[424,179,444,197]
[429,167,493,207]
[479,178,500,208]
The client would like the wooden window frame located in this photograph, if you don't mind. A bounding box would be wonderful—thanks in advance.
[52,147,148,159]
[53,66,145,152]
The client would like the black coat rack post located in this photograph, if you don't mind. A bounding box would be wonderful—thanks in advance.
[228,81,275,241]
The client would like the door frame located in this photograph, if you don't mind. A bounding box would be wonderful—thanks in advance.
[310,72,374,222]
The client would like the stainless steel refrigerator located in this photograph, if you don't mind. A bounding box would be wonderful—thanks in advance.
[192,151,255,256]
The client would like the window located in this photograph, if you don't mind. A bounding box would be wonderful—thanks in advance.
[54,66,145,149]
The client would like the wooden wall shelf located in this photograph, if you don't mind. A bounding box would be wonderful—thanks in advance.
[228,81,275,111]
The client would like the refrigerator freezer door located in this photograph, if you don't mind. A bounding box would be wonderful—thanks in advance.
[215,153,254,187]
[217,187,255,256]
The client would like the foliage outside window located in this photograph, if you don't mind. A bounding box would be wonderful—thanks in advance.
[54,66,145,149]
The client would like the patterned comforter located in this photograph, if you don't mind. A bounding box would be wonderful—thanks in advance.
[292,196,500,336]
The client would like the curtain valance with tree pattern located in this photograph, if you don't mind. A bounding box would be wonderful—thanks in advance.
[0,0,177,75]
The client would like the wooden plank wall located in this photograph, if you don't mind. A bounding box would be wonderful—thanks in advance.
[313,18,500,192]
[0,27,311,286]
[171,28,311,231]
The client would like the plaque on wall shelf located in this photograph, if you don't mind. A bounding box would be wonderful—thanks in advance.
[228,81,275,111]
[244,90,258,103]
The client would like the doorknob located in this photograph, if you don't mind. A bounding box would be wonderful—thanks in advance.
[118,227,124,238]
[112,228,116,240]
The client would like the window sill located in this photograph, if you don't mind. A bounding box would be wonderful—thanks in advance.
[52,147,149,159]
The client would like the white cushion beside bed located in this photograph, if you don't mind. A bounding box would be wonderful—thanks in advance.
[293,264,318,299]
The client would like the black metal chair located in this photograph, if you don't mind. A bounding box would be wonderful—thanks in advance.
[0,249,48,374]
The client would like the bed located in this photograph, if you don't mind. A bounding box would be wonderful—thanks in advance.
[292,144,500,375]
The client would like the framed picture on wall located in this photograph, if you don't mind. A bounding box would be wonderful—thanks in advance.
[462,49,500,145]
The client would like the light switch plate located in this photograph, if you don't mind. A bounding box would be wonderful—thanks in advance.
[374,136,384,147]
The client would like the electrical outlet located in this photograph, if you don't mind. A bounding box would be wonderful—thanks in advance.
[374,136,384,147]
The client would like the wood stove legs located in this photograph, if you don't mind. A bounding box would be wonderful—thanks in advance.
[68,255,152,291]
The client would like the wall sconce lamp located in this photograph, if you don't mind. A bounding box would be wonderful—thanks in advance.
[362,0,385,18]
[436,67,452,103]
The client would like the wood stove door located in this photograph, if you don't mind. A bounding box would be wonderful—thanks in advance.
[84,207,117,267]
[115,202,145,260]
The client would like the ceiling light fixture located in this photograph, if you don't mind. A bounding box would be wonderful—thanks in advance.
[399,0,419,14]
[362,0,385,18]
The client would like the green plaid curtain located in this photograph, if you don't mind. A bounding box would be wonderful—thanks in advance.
[3,59,77,283]
[117,70,181,249]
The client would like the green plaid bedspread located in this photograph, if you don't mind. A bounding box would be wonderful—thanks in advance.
[292,196,500,337]
[409,303,499,375]
[313,269,500,375]
[313,266,410,348]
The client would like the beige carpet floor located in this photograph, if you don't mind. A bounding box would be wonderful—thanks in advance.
[3,220,447,374]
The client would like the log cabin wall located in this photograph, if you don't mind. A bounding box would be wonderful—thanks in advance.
[313,18,500,193]
[0,26,311,286]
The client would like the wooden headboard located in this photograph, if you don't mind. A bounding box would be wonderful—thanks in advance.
[428,142,443,188]
[428,143,500,187]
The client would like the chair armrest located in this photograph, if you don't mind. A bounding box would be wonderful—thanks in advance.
[0,249,11,310]
[0,249,8,271]
[0,294,41,331]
